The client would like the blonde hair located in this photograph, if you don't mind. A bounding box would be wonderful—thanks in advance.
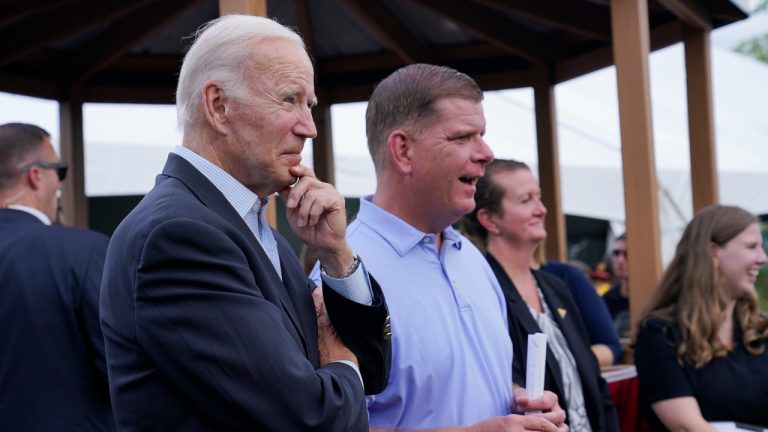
[637,205,768,368]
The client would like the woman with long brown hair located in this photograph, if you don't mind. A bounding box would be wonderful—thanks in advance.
[634,205,768,430]
[462,159,618,432]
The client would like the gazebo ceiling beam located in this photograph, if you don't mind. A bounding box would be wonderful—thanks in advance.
[709,1,749,21]
[656,0,711,30]
[322,67,535,104]
[409,0,557,65]
[107,55,182,72]
[474,0,611,41]
[294,0,316,58]
[0,0,82,22]
[318,42,506,75]
[101,41,506,77]
[344,0,432,64]
[555,20,683,83]
[0,0,156,67]
[60,0,202,84]
[0,72,58,100]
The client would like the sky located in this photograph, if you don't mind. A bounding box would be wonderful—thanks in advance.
[0,9,766,198]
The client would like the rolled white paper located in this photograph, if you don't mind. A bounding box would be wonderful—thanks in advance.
[525,332,547,415]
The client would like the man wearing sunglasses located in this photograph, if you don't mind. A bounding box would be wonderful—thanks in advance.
[0,122,114,431]
[602,234,631,337]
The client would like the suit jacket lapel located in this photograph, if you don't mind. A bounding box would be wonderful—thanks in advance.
[536,273,568,329]
[487,255,540,336]
[275,234,314,360]
[533,271,569,404]
[160,153,307,349]
[488,254,568,404]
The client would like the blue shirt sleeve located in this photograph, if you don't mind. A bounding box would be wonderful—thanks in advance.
[542,260,622,363]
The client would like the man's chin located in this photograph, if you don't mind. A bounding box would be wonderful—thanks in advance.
[457,200,477,216]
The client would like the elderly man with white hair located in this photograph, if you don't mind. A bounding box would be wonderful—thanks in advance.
[100,15,390,431]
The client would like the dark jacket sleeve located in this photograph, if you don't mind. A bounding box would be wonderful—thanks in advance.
[323,276,391,395]
[78,233,110,380]
[133,218,367,431]
[544,261,622,362]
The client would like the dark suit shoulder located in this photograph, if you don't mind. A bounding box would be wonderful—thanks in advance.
[45,224,109,248]
[8,215,108,243]
[111,175,230,247]
[4,219,109,270]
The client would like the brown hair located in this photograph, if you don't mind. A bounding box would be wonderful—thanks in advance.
[365,64,483,173]
[637,204,768,367]
[0,123,50,190]
[460,159,530,250]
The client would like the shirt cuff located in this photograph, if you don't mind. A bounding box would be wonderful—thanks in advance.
[333,360,364,387]
[320,258,373,305]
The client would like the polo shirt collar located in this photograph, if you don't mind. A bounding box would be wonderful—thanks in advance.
[356,196,463,256]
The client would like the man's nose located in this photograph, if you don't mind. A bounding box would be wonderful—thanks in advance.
[295,106,317,139]
[475,137,494,164]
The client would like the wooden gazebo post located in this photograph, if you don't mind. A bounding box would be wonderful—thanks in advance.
[610,0,663,331]
[657,2,720,211]
[533,66,567,261]
[59,85,88,228]
[219,0,266,16]
[312,88,336,185]
[684,30,719,211]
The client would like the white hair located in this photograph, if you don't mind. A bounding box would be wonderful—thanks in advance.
[175,15,305,131]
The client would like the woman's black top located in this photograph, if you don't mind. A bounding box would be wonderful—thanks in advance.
[635,318,768,430]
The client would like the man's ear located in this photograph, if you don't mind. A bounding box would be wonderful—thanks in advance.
[25,166,43,191]
[476,208,499,235]
[387,130,413,174]
[202,81,229,134]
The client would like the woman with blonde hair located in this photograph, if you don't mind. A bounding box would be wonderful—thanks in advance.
[634,205,768,430]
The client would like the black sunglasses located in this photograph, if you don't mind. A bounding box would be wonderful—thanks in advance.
[20,161,68,181]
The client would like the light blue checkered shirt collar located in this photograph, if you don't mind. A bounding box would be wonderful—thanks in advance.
[173,146,268,216]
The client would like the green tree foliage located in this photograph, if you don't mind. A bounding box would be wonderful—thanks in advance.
[733,0,768,64]
[735,34,768,63]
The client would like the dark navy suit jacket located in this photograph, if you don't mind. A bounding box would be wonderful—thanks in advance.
[101,153,390,431]
[487,254,619,432]
[0,208,114,431]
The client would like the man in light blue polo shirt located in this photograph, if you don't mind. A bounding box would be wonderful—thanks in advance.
[313,64,567,431]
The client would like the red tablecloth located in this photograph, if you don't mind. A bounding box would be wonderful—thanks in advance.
[603,365,643,431]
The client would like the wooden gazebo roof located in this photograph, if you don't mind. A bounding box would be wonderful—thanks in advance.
[0,0,746,104]
[0,0,748,330]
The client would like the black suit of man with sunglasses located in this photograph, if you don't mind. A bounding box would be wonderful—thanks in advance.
[0,123,114,431]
